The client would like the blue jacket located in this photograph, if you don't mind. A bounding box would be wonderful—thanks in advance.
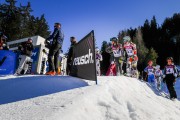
[144,66,154,75]
[47,28,64,45]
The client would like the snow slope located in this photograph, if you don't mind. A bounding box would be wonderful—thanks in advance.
[0,76,180,120]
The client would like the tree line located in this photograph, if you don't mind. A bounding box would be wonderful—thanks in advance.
[0,0,50,41]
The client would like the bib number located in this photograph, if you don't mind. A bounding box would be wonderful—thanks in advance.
[126,49,133,56]
[113,50,121,57]
[148,69,154,75]
[166,68,174,74]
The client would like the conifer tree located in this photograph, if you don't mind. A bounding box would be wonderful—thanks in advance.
[0,0,50,41]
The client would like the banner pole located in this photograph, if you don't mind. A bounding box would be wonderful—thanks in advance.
[92,30,98,85]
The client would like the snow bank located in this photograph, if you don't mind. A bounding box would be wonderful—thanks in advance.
[0,76,180,120]
[52,76,180,120]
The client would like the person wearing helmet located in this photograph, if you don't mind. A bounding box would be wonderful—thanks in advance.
[95,48,103,76]
[144,60,155,84]
[155,65,163,90]
[123,36,138,77]
[15,38,34,75]
[109,37,124,75]
[163,57,178,100]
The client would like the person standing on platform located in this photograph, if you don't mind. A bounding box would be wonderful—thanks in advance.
[45,22,64,76]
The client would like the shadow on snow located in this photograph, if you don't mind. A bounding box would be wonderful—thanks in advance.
[0,75,88,105]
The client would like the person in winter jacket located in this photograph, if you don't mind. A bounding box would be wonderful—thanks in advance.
[67,36,77,75]
[123,36,138,77]
[111,37,124,75]
[106,37,124,76]
[163,57,178,100]
[96,48,103,76]
[144,60,155,84]
[15,38,34,75]
[155,65,163,90]
[46,22,64,76]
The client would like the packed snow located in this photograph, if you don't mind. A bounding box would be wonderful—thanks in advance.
[0,75,180,120]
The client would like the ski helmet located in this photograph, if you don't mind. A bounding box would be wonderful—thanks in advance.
[123,36,131,43]
[166,57,173,62]
[155,65,160,70]
[110,37,118,42]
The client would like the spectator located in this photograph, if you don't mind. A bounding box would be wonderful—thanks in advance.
[0,32,9,50]
[15,38,34,75]
[45,22,64,76]
[106,37,124,76]
[67,36,77,75]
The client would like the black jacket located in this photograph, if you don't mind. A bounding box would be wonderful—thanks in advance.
[67,42,76,63]
[18,42,34,57]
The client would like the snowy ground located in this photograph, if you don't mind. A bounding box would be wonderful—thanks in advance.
[0,75,180,120]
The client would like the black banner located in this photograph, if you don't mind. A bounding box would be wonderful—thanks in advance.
[70,31,97,82]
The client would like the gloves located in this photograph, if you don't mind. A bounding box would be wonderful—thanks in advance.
[2,44,6,47]
[163,75,166,78]
[174,73,177,78]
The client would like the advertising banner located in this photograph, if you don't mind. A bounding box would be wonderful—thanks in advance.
[71,31,97,82]
[0,50,17,75]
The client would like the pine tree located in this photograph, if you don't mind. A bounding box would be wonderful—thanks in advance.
[0,0,50,41]
[142,19,150,48]
[145,48,158,66]
[133,27,149,71]
[118,30,128,44]
[101,41,108,52]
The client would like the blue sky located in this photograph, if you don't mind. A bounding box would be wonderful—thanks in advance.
[1,0,180,52]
